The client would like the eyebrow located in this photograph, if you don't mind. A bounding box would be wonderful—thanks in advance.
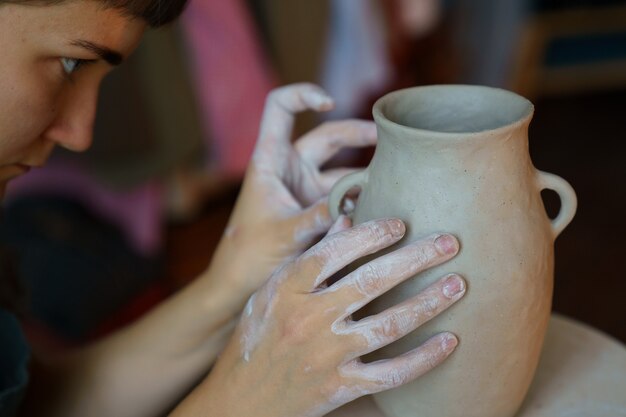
[70,39,124,66]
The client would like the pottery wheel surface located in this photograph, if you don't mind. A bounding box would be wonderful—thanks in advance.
[327,314,626,417]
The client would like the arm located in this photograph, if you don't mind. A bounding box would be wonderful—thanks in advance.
[171,218,466,417]
[21,83,378,417]
[22,276,237,417]
[205,83,379,302]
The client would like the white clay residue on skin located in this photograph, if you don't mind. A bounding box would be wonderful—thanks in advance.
[262,182,296,209]
[239,271,289,362]
[327,383,370,408]
[331,288,445,361]
[252,84,333,175]
[337,334,452,392]
[350,257,396,298]
[324,306,338,315]
[292,203,330,247]
[303,333,453,417]
[342,358,411,390]
[327,235,445,322]
[328,257,400,355]
[302,384,370,417]
[343,305,416,348]
[304,221,402,290]
[223,224,237,239]
[251,130,291,169]
[327,234,443,298]
[244,293,255,317]
[326,241,438,352]
[414,294,441,319]
[239,293,259,362]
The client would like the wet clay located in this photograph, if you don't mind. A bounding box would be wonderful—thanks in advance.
[328,85,577,417]
[327,315,626,417]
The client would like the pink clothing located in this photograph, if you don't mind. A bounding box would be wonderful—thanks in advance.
[6,163,164,257]
[181,0,276,176]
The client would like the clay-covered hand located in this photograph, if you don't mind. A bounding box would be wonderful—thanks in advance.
[173,218,466,417]
[206,83,376,308]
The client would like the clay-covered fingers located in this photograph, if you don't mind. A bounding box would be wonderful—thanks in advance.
[257,83,334,148]
[344,273,466,355]
[340,332,458,395]
[294,120,377,167]
[293,218,407,291]
[326,234,460,316]
[316,168,361,195]
[326,214,352,236]
[294,167,361,207]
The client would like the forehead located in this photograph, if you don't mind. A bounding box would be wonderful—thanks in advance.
[1,0,146,57]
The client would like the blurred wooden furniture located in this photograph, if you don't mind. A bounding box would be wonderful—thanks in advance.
[511,4,626,98]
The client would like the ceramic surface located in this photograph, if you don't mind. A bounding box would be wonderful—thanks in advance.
[327,315,626,417]
[329,85,577,417]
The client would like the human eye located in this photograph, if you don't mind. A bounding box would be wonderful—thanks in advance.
[60,57,92,75]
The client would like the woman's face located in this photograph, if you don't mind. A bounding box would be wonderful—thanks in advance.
[0,0,145,196]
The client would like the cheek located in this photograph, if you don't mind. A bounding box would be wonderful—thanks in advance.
[0,66,58,164]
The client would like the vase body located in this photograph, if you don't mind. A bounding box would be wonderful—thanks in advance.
[328,85,576,417]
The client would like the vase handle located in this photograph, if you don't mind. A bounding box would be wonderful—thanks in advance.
[537,170,577,238]
[328,170,368,220]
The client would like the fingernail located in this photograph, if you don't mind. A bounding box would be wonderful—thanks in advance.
[312,92,334,108]
[389,219,405,237]
[441,333,458,351]
[442,274,465,298]
[434,234,458,255]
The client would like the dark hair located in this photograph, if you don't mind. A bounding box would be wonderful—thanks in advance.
[101,0,189,27]
[2,0,189,27]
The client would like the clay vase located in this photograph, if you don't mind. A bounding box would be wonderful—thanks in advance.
[328,85,577,417]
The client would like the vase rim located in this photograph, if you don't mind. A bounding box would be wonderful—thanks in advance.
[372,84,534,139]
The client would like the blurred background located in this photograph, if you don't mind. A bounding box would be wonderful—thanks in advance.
[2,0,625,350]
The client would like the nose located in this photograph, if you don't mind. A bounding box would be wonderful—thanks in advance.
[42,80,100,152]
